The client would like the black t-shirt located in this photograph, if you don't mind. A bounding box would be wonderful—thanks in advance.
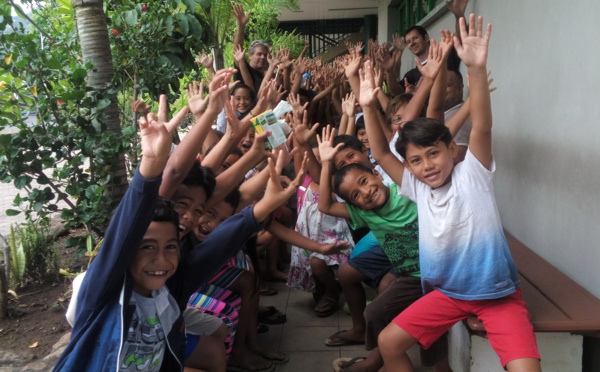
[234,63,264,93]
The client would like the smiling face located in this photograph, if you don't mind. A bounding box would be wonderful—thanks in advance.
[338,168,389,210]
[233,87,253,113]
[238,127,255,154]
[248,46,269,72]
[333,147,371,170]
[404,141,457,189]
[171,184,208,238]
[130,222,179,297]
[356,129,370,150]
[405,29,430,60]
[194,200,235,241]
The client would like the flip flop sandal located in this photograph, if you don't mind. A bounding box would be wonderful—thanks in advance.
[324,330,365,347]
[259,288,278,296]
[261,351,289,364]
[257,323,269,334]
[314,296,339,317]
[257,306,287,324]
[331,357,367,372]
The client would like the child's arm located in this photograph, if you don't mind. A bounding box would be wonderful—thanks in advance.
[343,92,357,135]
[78,103,179,314]
[291,110,321,182]
[160,70,232,199]
[196,52,216,78]
[358,61,405,185]
[237,146,296,210]
[267,220,351,255]
[447,0,469,42]
[344,47,362,100]
[317,125,351,219]
[201,100,252,171]
[426,30,454,123]
[233,45,255,93]
[454,14,493,169]
[206,130,272,209]
[178,152,308,298]
[232,3,249,52]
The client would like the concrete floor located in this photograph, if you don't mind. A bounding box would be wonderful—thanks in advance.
[257,280,428,372]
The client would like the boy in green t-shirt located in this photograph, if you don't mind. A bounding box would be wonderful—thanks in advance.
[317,125,449,372]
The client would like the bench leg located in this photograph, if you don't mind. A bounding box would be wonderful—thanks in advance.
[449,322,583,372]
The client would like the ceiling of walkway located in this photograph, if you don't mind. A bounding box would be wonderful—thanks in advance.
[279,0,378,21]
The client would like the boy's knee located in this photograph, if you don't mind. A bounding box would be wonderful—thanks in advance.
[211,322,228,342]
[379,323,413,354]
[339,263,362,286]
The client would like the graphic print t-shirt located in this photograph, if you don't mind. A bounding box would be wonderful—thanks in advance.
[120,289,179,371]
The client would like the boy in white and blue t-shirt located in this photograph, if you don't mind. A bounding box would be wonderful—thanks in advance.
[358,15,541,372]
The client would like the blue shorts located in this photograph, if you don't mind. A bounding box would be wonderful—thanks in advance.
[185,334,200,360]
[347,242,398,288]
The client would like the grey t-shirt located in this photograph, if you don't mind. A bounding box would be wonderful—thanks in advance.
[119,288,180,371]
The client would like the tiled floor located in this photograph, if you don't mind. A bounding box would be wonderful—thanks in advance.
[257,281,428,372]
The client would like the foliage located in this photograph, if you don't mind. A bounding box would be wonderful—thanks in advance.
[8,225,26,287]
[10,221,57,284]
[0,2,136,232]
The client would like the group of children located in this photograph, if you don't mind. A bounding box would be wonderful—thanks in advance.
[55,2,542,371]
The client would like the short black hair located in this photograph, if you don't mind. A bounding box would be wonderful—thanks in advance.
[354,116,365,136]
[231,83,256,102]
[223,188,241,212]
[182,160,217,199]
[333,134,363,153]
[333,163,374,204]
[152,197,180,232]
[404,25,428,38]
[395,118,452,159]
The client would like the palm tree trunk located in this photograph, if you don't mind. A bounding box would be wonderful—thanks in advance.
[72,0,128,203]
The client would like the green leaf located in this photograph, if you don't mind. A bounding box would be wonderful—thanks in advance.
[124,9,138,27]
[6,209,21,216]
[187,15,203,39]
[177,14,190,36]
[96,98,111,111]
[14,175,29,189]
[182,0,197,11]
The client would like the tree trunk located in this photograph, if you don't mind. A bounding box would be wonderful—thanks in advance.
[72,0,128,202]
[213,46,224,70]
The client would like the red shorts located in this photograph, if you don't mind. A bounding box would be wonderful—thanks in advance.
[392,289,540,367]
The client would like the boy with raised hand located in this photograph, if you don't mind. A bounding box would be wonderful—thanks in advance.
[372,15,541,371]
[317,126,450,372]
[55,100,306,371]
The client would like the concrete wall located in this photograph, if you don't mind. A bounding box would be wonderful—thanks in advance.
[380,0,600,298]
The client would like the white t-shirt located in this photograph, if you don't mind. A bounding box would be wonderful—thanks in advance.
[445,102,472,147]
[400,150,520,300]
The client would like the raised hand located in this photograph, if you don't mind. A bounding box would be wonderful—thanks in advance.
[317,125,343,163]
[378,44,395,71]
[417,39,444,80]
[454,14,491,69]
[128,98,150,116]
[186,81,207,116]
[195,51,214,69]
[232,3,250,27]
[291,110,319,146]
[439,29,454,60]
[446,0,468,18]
[139,95,188,177]
[343,92,356,117]
[391,33,406,54]
[357,60,379,107]
[344,49,362,78]
[207,68,235,112]
[233,44,246,64]
[254,151,308,221]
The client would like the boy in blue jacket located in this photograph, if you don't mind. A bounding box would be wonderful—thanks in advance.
[54,102,306,371]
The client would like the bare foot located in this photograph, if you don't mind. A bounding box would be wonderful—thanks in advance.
[325,329,365,346]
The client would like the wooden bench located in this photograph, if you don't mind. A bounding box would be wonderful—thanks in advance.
[449,231,600,372]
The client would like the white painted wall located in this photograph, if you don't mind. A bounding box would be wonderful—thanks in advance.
[380,0,600,297]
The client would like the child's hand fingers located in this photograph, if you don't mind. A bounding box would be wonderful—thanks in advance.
[158,94,168,123]
[167,106,189,133]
